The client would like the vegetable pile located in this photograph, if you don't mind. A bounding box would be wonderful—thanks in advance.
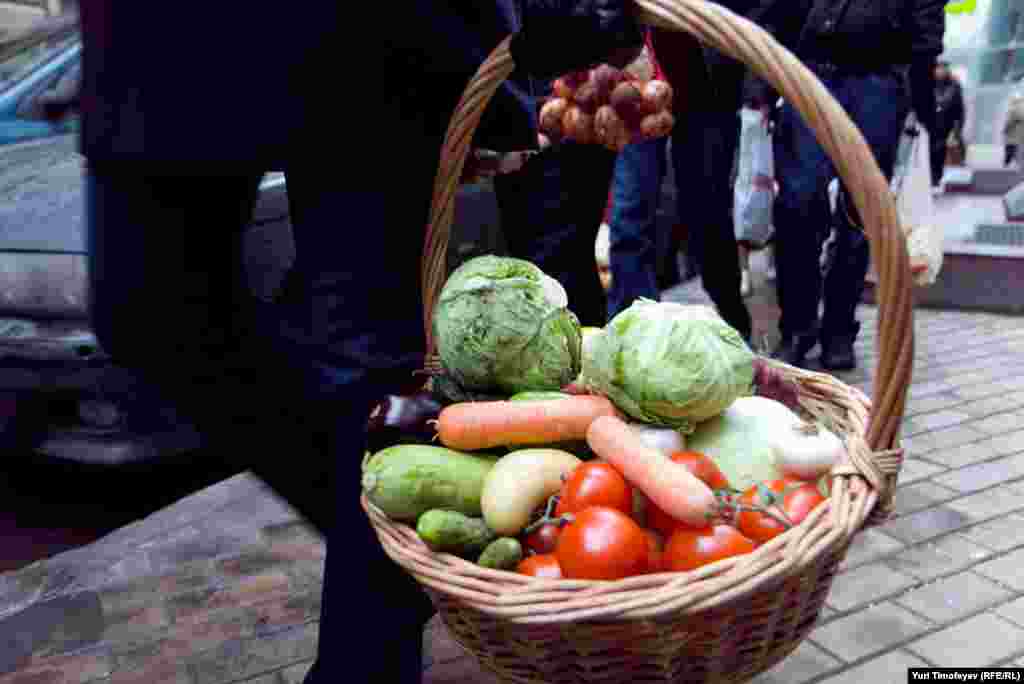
[540,65,675,152]
[363,255,849,580]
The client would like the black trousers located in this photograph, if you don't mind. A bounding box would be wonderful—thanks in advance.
[87,168,435,684]
[494,141,617,328]
[930,126,953,187]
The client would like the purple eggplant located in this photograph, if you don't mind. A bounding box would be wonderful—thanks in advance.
[366,392,443,452]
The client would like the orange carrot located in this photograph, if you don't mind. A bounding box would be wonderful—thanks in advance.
[436,396,619,451]
[586,415,716,528]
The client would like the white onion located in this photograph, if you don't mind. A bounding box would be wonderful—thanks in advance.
[768,421,845,481]
[630,423,686,456]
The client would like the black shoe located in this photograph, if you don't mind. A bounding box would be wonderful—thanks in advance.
[771,334,818,369]
[820,335,857,371]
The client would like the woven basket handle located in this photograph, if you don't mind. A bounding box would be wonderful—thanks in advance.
[420,0,914,509]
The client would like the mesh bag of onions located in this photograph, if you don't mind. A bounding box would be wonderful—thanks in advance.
[539,64,674,152]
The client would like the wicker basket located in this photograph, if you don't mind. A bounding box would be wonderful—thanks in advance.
[361,0,915,681]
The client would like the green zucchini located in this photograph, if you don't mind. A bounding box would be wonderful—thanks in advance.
[361,445,496,522]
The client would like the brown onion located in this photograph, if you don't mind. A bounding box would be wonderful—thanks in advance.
[553,78,575,100]
[641,80,674,114]
[563,106,596,145]
[573,81,601,115]
[595,105,631,152]
[610,81,644,127]
[640,110,675,139]
[539,98,570,140]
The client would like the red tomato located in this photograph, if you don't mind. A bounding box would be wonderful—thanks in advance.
[663,524,757,572]
[736,479,827,544]
[517,554,564,579]
[645,451,733,537]
[644,529,665,574]
[555,506,649,580]
[524,522,562,555]
[668,451,732,491]
[554,462,633,517]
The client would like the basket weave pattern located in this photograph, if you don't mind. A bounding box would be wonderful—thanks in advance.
[364,0,916,681]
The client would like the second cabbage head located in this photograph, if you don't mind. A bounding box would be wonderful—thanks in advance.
[582,300,755,433]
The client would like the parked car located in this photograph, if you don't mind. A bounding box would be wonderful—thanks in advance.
[0,37,80,147]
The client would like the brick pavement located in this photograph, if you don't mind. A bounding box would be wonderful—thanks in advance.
[3,294,1024,684]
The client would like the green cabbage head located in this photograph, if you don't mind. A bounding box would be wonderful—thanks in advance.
[582,299,755,433]
[433,255,582,395]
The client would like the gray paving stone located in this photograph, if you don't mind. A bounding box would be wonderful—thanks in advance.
[986,430,1024,457]
[933,458,1024,493]
[892,482,960,516]
[750,641,841,684]
[894,571,1012,623]
[816,649,928,684]
[960,394,1024,417]
[880,505,973,544]
[958,513,1024,551]
[839,529,905,571]
[809,602,932,662]
[825,564,918,612]
[884,535,994,581]
[899,459,949,484]
[975,549,1024,591]
[945,486,1024,523]
[995,596,1024,628]
[923,440,1000,469]
[906,613,1024,666]
[970,412,1024,435]
[906,410,973,434]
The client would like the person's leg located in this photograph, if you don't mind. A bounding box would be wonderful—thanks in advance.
[498,142,617,328]
[1007,144,1019,167]
[819,71,910,371]
[930,125,950,188]
[606,138,667,320]
[672,108,752,341]
[770,99,835,366]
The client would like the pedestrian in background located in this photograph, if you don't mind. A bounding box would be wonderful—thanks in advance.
[603,24,754,342]
[759,0,945,371]
[931,60,965,190]
[75,1,642,682]
[1004,92,1024,169]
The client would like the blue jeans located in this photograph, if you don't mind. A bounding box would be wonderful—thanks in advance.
[773,66,909,341]
[607,109,751,340]
[86,168,434,684]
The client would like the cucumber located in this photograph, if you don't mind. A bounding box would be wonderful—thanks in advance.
[362,445,496,522]
[416,510,497,555]
[477,538,524,570]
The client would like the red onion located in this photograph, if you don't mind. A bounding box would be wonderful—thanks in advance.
[573,81,601,115]
[610,81,644,128]
[590,64,624,103]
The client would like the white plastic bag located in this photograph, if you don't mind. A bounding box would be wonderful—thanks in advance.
[733,107,775,247]
[886,117,944,286]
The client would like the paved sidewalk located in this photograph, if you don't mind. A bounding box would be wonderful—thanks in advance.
[4,294,1024,684]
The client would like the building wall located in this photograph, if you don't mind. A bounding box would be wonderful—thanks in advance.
[945,0,1024,148]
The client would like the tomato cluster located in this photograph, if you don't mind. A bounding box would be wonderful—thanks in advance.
[516,453,827,581]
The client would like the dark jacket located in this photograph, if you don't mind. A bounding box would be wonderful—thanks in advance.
[743,0,945,130]
[78,1,640,172]
[934,76,965,136]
